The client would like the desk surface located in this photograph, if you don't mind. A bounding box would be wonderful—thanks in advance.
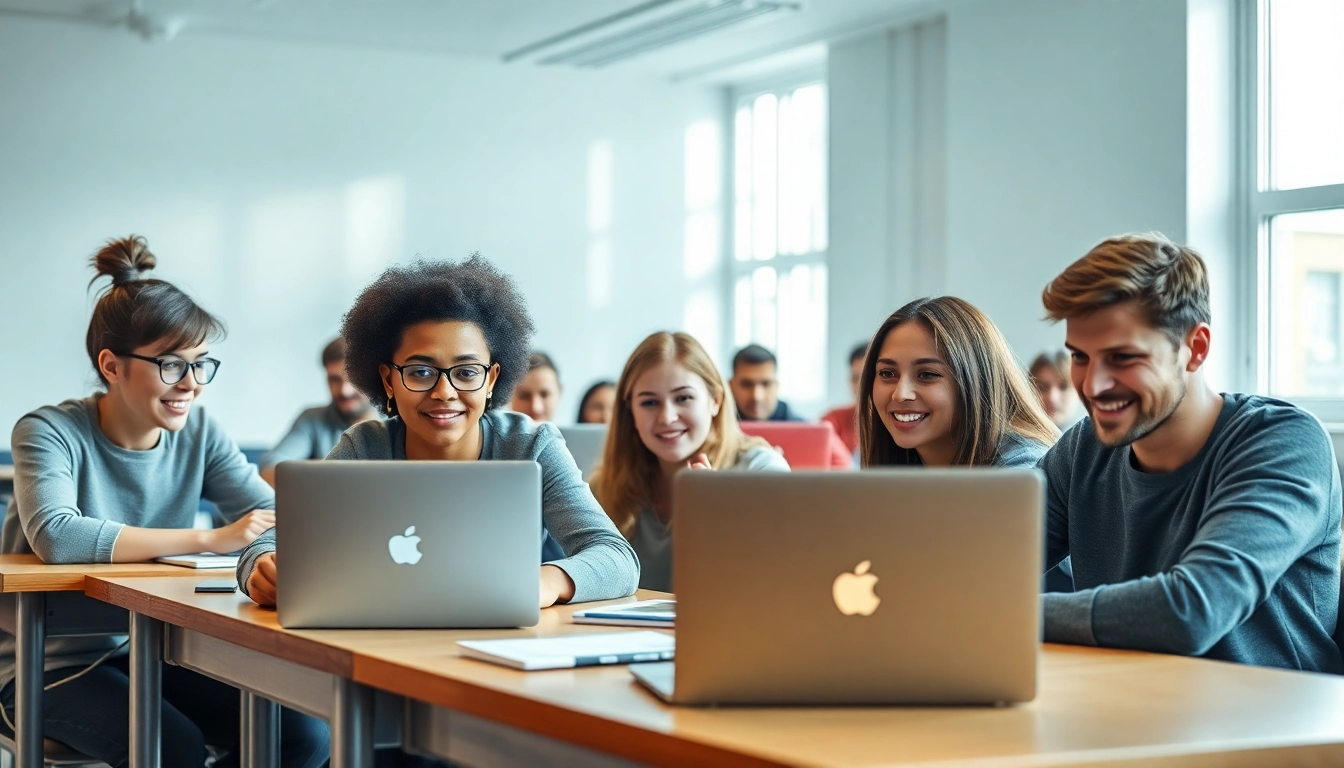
[85,575,1344,768]
[0,555,204,593]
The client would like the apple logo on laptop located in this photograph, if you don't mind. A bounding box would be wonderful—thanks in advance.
[832,560,880,616]
[388,526,423,565]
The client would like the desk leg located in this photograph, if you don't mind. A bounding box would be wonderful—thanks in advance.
[14,592,44,768]
[330,679,373,768]
[129,612,162,768]
[240,690,279,768]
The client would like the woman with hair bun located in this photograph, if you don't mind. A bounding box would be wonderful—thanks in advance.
[0,235,329,767]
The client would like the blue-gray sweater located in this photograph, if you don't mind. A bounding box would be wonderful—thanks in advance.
[1,396,272,686]
[1040,393,1343,672]
[238,410,640,603]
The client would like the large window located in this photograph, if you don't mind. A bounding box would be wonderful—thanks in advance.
[731,81,828,410]
[1250,0,1344,410]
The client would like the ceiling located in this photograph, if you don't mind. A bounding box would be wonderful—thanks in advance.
[0,0,933,79]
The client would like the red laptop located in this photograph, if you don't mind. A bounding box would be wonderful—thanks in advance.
[738,421,850,470]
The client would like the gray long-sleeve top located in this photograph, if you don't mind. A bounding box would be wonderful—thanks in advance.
[238,410,640,603]
[1040,393,1343,672]
[1,396,272,685]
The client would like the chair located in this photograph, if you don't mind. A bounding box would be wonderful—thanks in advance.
[0,730,110,767]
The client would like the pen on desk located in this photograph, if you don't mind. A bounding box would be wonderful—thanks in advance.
[572,650,675,667]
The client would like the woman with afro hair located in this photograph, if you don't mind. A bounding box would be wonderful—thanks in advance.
[237,255,639,610]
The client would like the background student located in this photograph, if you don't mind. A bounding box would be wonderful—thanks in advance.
[1038,233,1342,672]
[576,380,616,425]
[857,296,1057,468]
[729,343,802,422]
[259,336,376,486]
[238,255,639,611]
[1,236,328,768]
[820,341,868,456]
[1029,349,1083,429]
[590,331,789,592]
[510,351,562,423]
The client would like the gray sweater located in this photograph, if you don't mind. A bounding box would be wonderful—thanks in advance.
[628,445,790,592]
[1040,393,1343,672]
[238,410,640,603]
[261,403,355,467]
[1,396,272,685]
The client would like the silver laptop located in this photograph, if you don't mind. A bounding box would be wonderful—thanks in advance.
[275,461,541,629]
[631,469,1043,705]
[558,424,607,480]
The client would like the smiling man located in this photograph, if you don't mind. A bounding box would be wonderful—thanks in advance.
[1038,233,1342,672]
[259,338,376,486]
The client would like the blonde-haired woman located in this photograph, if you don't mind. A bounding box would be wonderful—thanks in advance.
[591,332,789,591]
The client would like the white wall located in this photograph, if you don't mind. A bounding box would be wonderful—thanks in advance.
[0,19,724,448]
[828,0,1234,394]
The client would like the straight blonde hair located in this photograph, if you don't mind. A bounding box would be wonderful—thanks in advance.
[590,331,768,535]
[858,297,1058,467]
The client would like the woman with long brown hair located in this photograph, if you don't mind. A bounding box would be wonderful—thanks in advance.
[858,296,1058,468]
[590,332,788,591]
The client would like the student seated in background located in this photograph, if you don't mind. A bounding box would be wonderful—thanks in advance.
[259,337,376,486]
[2,236,328,768]
[729,344,803,421]
[857,296,1057,468]
[1029,349,1083,429]
[590,332,789,592]
[238,255,639,611]
[510,351,562,423]
[576,379,617,424]
[1039,233,1342,672]
[820,341,869,455]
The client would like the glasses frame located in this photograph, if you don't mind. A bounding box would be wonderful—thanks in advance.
[389,361,494,393]
[115,351,222,385]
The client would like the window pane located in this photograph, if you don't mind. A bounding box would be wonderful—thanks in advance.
[750,266,779,350]
[1269,209,1344,395]
[751,93,778,261]
[734,106,753,262]
[1269,0,1344,190]
[775,263,828,402]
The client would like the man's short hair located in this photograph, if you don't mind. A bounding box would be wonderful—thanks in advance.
[848,342,868,366]
[321,337,345,367]
[527,351,558,376]
[732,344,777,372]
[1042,233,1211,346]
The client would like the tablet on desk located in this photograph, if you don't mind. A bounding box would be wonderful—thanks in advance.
[155,554,239,569]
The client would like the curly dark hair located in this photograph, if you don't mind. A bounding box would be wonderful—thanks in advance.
[340,254,535,417]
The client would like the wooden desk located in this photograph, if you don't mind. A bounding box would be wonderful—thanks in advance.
[80,574,1344,768]
[0,556,204,768]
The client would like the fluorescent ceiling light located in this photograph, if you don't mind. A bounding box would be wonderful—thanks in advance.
[503,0,801,69]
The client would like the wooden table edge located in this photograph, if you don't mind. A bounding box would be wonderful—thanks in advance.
[84,575,357,678]
[355,654,785,768]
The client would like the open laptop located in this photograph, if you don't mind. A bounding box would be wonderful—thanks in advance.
[558,424,607,480]
[631,469,1043,705]
[738,422,839,470]
[275,460,541,629]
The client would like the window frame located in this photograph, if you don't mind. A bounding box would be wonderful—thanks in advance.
[724,71,829,411]
[1240,0,1344,423]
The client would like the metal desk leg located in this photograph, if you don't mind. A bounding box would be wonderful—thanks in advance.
[14,592,45,768]
[240,690,279,768]
[330,679,373,768]
[129,612,162,768]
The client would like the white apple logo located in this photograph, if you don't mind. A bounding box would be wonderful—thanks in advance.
[832,560,880,616]
[388,526,423,565]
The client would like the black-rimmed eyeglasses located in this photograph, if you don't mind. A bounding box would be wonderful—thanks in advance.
[116,352,221,386]
[389,362,492,393]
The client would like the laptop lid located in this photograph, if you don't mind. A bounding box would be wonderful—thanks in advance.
[737,422,836,470]
[557,424,607,480]
[669,469,1042,705]
[275,460,541,629]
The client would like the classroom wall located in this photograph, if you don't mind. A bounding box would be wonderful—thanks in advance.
[827,0,1238,401]
[0,18,724,448]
